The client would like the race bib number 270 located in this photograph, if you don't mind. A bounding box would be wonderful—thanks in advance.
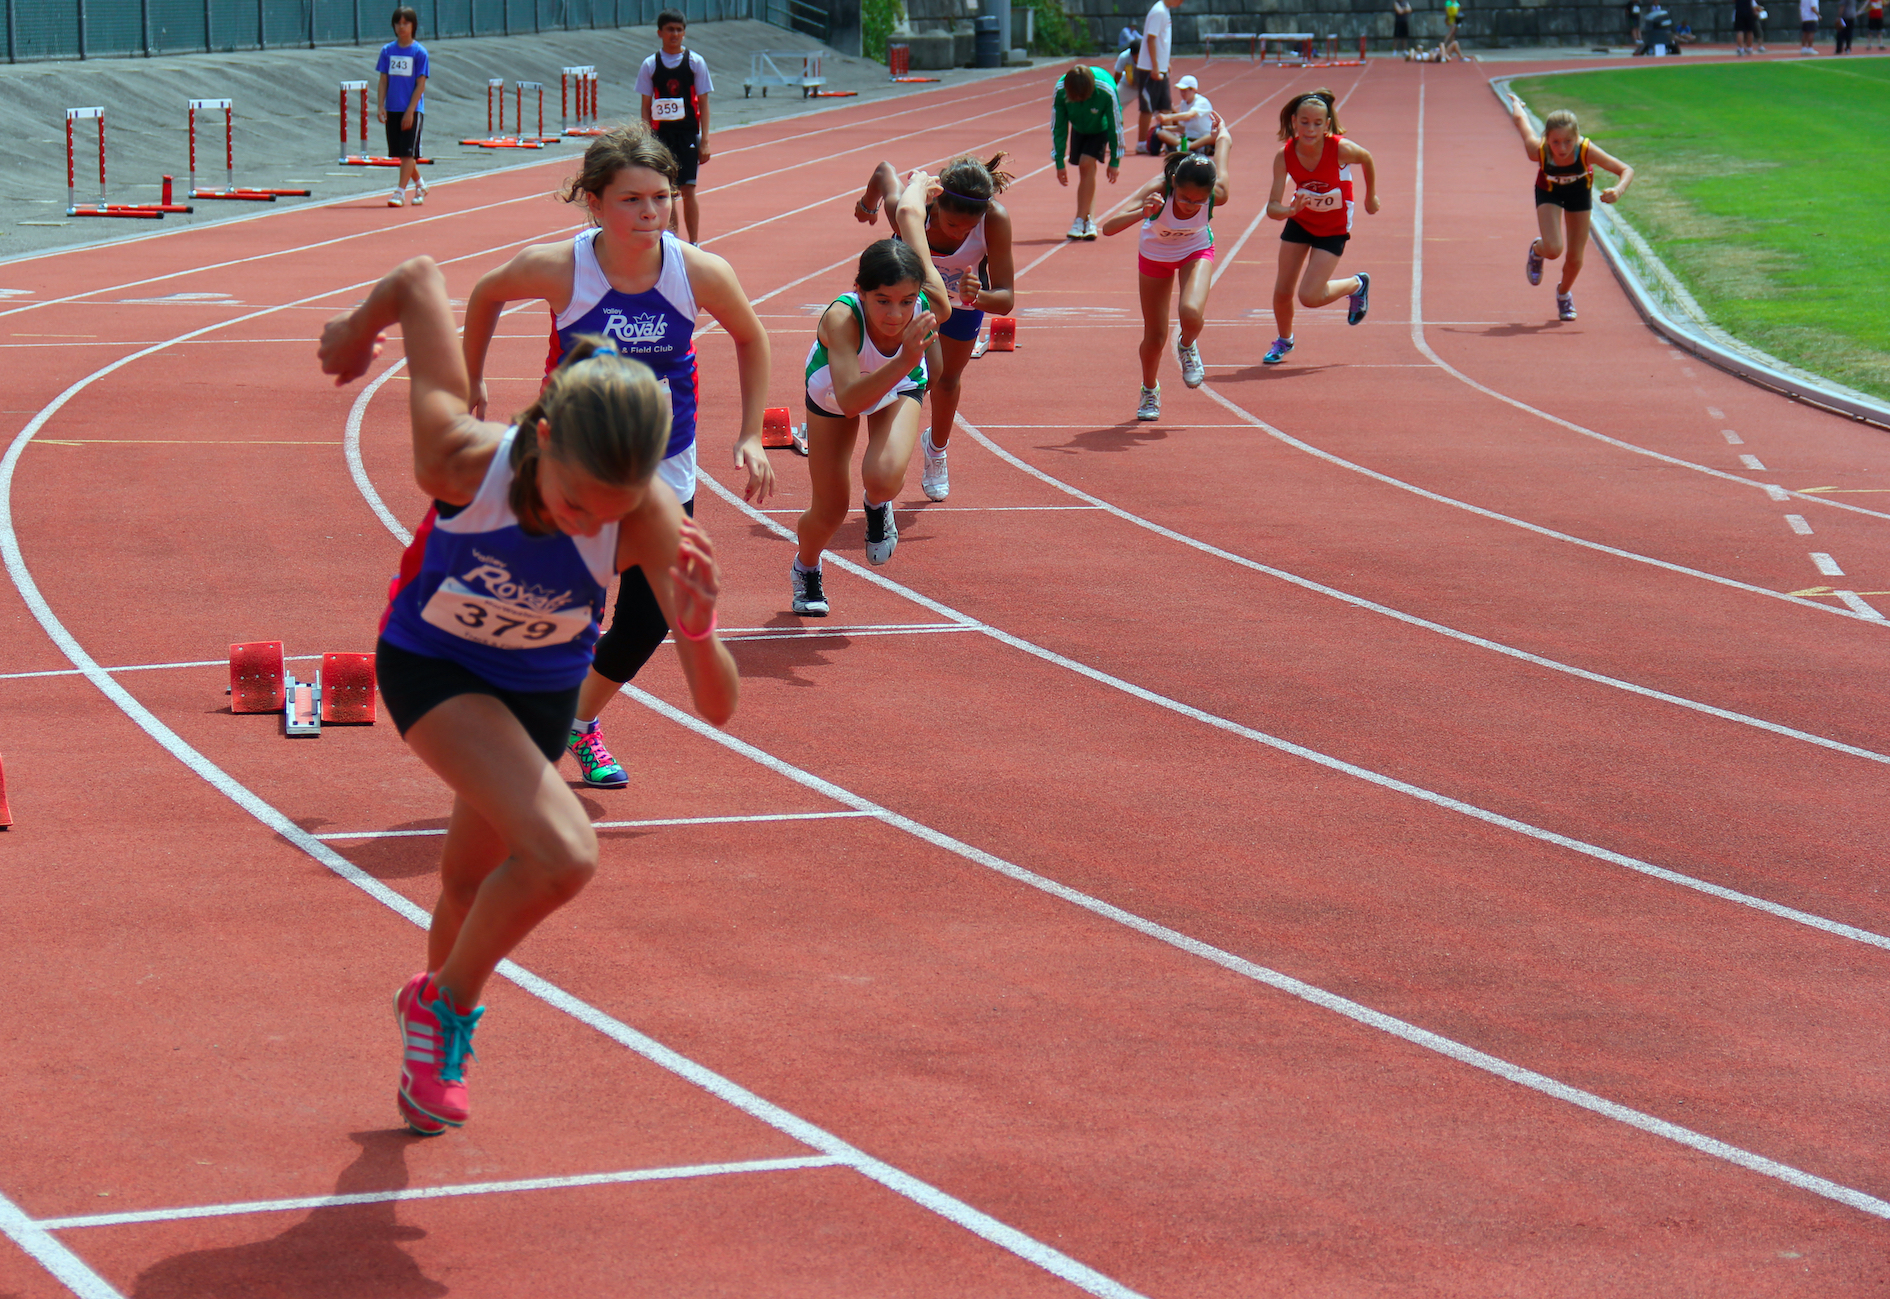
[1296,187,1343,212]
[419,578,590,649]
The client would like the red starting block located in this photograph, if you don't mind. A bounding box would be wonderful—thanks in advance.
[321,652,377,725]
[974,316,1017,357]
[229,641,285,713]
[0,752,12,829]
[760,406,793,448]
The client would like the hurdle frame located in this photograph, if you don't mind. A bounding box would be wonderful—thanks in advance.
[188,98,312,201]
[65,107,192,218]
[338,80,435,167]
[561,66,604,136]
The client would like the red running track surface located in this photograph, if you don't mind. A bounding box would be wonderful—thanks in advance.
[3,56,1889,1297]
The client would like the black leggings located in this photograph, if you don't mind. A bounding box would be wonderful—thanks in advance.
[590,495,694,685]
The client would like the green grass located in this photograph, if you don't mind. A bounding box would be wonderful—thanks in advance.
[1510,60,1890,402]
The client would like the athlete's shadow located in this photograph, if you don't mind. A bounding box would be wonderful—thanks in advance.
[1043,422,1170,455]
[1210,363,1340,384]
[130,1130,447,1298]
[724,617,853,689]
[1456,322,1563,337]
[302,818,446,882]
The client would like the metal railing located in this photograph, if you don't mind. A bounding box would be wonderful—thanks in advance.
[763,0,823,41]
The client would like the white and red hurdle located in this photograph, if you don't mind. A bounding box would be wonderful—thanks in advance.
[337,80,435,167]
[459,78,555,148]
[561,66,604,137]
[64,106,192,219]
[188,98,312,201]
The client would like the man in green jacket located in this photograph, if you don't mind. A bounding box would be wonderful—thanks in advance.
[1051,64,1124,240]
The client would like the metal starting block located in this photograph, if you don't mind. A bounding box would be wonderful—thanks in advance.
[283,670,323,737]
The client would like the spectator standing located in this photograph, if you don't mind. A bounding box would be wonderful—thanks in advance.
[1865,0,1883,47]
[376,6,429,208]
[638,9,713,243]
[1443,0,1465,57]
[1135,0,1185,155]
[1393,0,1413,54]
[1835,0,1855,49]
[1799,0,1819,50]
[1733,0,1759,52]
[1626,0,1642,45]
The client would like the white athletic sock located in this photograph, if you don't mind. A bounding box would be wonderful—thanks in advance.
[864,496,890,510]
[793,556,820,574]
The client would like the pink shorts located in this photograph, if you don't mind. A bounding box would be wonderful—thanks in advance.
[1137,245,1216,279]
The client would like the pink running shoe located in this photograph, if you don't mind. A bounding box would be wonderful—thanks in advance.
[394,972,483,1134]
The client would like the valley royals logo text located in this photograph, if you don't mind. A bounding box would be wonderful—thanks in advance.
[459,549,579,614]
[601,309,669,350]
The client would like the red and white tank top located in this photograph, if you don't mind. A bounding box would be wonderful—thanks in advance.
[1137,188,1216,263]
[1284,136,1354,238]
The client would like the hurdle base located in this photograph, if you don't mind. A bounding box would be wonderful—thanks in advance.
[191,188,278,202]
[563,127,607,137]
[69,206,165,219]
[339,155,434,167]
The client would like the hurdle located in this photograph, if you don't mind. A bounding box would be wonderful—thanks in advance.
[337,80,435,167]
[561,66,605,136]
[187,98,311,201]
[460,78,548,148]
[65,107,192,218]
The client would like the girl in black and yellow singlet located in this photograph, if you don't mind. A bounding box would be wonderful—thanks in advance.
[1506,95,1635,322]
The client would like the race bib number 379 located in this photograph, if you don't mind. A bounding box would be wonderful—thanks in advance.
[420,577,590,649]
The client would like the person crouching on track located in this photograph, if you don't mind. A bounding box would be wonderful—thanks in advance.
[1507,95,1634,321]
[1052,63,1124,241]
[460,126,772,791]
[855,154,1015,502]
[791,240,938,617]
[1101,126,1235,421]
[319,256,738,1137]
[1262,89,1379,367]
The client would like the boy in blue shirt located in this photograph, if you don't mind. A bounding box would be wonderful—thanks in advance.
[376,6,429,207]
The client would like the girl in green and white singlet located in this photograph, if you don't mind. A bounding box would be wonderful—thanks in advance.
[790,239,937,618]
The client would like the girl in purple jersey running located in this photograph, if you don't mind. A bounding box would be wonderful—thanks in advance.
[463,127,771,790]
[320,255,739,1136]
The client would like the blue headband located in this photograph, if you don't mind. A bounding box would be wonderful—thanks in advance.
[940,187,989,205]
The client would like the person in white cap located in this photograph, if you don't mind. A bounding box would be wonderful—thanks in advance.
[1149,75,1217,156]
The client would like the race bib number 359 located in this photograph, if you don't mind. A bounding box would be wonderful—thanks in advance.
[652,97,686,121]
[420,577,590,649]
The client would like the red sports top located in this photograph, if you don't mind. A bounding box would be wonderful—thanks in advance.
[1283,135,1354,238]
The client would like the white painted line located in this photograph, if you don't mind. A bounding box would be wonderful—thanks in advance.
[0,1190,121,1298]
[1812,553,1846,576]
[1708,407,1726,419]
[0,653,321,682]
[9,309,1144,1299]
[621,681,1890,1228]
[754,506,1102,515]
[1740,454,1768,471]
[1784,515,1813,536]
[38,1156,845,1232]
[1402,87,1890,528]
[722,625,982,641]
[1834,591,1885,620]
[1721,429,1744,445]
[1766,485,1792,502]
[316,810,880,841]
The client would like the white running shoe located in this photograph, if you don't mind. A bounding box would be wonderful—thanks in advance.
[863,498,898,565]
[1136,384,1161,421]
[790,563,829,617]
[410,180,427,207]
[387,188,405,208]
[1177,338,1206,388]
[1081,216,1099,240]
[920,435,950,501]
[1066,216,1087,240]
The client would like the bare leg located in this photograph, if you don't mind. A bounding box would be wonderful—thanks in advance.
[927,336,976,451]
[1558,209,1592,292]
[1273,240,1312,339]
[1138,270,1175,387]
[403,694,599,1008]
[1295,247,1359,309]
[1175,256,1212,347]
[797,409,859,565]
[1076,155,1098,222]
[1535,202,1568,262]
[680,183,700,243]
[860,395,923,504]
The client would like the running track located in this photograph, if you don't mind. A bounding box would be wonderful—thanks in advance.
[3,54,1888,1297]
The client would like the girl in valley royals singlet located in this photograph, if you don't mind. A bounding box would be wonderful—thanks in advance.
[319,255,739,1138]
[852,154,1016,503]
[1506,95,1635,322]
[1262,89,1379,367]
[461,127,773,790]
[789,239,938,618]
[1100,125,1235,421]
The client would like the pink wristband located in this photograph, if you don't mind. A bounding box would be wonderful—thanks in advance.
[675,611,717,643]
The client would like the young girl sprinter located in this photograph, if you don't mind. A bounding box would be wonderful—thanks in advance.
[791,240,937,617]
[319,255,738,1137]
[1262,89,1379,366]
[1506,95,1635,322]
[1100,125,1234,421]
[461,126,772,792]
[854,154,1015,503]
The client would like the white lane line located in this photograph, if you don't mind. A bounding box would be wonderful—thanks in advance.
[1722,429,1745,445]
[755,506,1101,515]
[8,259,1144,1299]
[954,415,1890,770]
[621,683,1890,1228]
[316,811,881,841]
[1835,591,1885,619]
[1812,553,1846,576]
[38,1156,845,1231]
[1741,454,1768,471]
[0,1190,121,1299]
[1709,407,1726,419]
[1766,485,1793,502]
[1401,83,1890,527]
[709,469,1890,953]
[0,653,322,682]
[1785,515,1814,536]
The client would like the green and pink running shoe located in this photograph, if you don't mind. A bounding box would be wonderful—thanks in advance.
[566,719,628,788]
[395,972,483,1136]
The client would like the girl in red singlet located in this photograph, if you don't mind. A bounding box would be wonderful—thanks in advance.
[1506,95,1635,322]
[1261,90,1379,367]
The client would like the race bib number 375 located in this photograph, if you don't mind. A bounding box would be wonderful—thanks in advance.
[419,577,590,649]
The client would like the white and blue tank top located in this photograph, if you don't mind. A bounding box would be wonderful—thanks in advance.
[548,227,699,503]
[380,426,620,692]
